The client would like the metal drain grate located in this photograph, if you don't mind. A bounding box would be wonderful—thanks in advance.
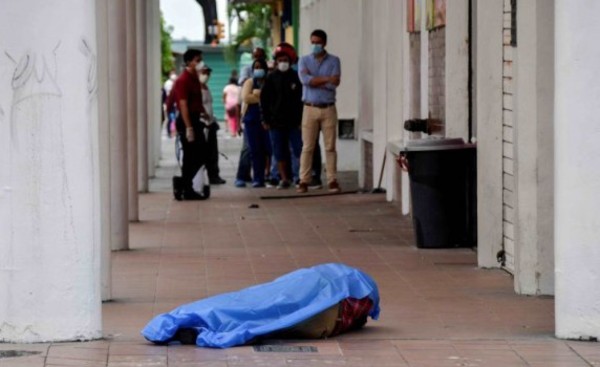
[0,350,41,359]
[253,345,318,353]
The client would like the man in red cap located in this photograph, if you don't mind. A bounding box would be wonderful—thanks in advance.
[260,44,303,189]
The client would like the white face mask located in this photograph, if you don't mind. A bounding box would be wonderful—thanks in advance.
[199,74,209,84]
[195,61,205,72]
[277,62,290,72]
[169,73,176,81]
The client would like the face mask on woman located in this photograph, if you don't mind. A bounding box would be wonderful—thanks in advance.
[253,69,266,79]
[277,62,290,72]
[199,74,209,84]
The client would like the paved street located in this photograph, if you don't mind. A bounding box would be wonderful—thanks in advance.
[1,133,598,367]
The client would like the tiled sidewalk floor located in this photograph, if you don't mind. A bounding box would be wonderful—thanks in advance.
[1,134,598,366]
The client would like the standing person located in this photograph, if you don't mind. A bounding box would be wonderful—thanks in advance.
[230,69,239,83]
[239,48,266,85]
[234,48,267,187]
[222,78,240,138]
[296,29,342,193]
[199,65,226,185]
[163,71,177,137]
[261,44,303,189]
[241,58,270,188]
[171,49,208,200]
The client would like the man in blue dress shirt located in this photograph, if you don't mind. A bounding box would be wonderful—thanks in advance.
[296,29,342,193]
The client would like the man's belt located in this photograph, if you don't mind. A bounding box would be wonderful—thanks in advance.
[304,102,335,109]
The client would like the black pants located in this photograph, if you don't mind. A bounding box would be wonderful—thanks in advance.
[236,137,252,182]
[177,117,207,192]
[312,140,322,180]
[206,122,220,180]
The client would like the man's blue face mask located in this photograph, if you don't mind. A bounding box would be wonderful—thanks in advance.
[311,44,324,55]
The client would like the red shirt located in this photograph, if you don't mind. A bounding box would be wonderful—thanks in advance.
[171,69,204,116]
[331,297,373,336]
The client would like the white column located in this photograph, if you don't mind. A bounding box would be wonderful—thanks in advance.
[96,0,112,300]
[126,0,139,222]
[513,0,555,296]
[0,0,101,342]
[109,0,129,251]
[137,0,149,193]
[476,1,504,268]
[445,0,470,140]
[555,0,600,340]
[372,2,388,190]
[147,0,162,179]
[356,0,374,189]
[385,0,405,203]
[419,0,429,120]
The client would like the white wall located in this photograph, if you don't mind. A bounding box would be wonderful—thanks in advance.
[0,0,102,342]
[299,0,408,180]
[384,0,406,202]
[126,0,139,222]
[108,0,129,251]
[445,0,470,140]
[96,0,112,301]
[357,0,373,186]
[371,2,389,190]
[513,0,554,295]
[555,0,600,340]
[147,0,162,178]
[299,0,360,171]
[476,1,504,268]
[137,0,149,193]
[300,0,360,118]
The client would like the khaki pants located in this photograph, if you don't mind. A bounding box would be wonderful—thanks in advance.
[300,105,338,184]
[262,303,340,340]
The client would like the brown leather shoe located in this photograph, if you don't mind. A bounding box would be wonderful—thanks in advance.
[296,182,308,193]
[328,180,341,193]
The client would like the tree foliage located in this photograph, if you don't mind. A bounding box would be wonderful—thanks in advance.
[224,3,272,65]
[161,12,175,83]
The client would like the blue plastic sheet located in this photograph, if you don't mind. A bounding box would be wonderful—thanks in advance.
[141,263,380,348]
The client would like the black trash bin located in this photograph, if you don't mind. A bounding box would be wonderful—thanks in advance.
[399,138,477,248]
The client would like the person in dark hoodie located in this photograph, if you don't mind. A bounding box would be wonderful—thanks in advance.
[260,44,304,189]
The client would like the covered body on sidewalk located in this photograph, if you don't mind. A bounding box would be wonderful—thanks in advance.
[141,263,380,348]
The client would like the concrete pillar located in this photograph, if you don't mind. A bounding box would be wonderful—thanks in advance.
[96,0,112,301]
[386,0,407,201]
[513,0,554,296]
[555,0,600,340]
[475,1,504,268]
[108,0,129,251]
[137,0,149,193]
[357,0,374,189]
[147,0,162,179]
[445,0,470,140]
[0,0,101,341]
[126,0,139,222]
[385,0,405,203]
[401,3,423,214]
[372,2,388,191]
[419,0,429,119]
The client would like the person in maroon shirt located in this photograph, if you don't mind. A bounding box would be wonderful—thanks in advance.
[171,49,209,200]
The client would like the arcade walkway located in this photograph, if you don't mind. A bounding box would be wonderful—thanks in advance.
[1,135,597,366]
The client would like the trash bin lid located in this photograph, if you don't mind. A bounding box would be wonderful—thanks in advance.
[400,138,476,152]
